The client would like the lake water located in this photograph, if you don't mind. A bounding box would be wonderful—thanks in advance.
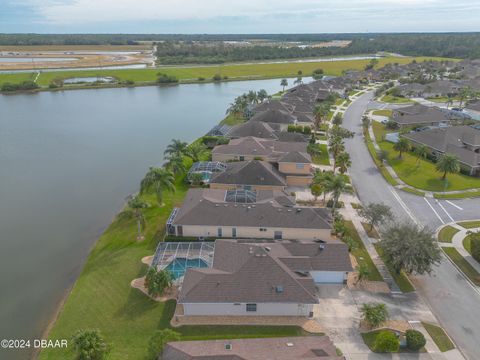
[0,77,303,360]
[63,76,116,84]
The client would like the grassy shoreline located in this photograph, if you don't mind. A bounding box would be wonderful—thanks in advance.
[1,56,453,94]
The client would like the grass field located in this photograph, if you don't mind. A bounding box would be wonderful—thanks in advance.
[372,122,480,191]
[344,221,383,282]
[442,247,480,286]
[437,226,460,243]
[371,109,392,117]
[421,322,455,352]
[380,94,415,104]
[434,190,480,199]
[39,153,307,360]
[0,56,453,89]
[458,220,480,229]
[361,222,380,239]
[374,244,415,293]
[364,129,399,186]
[312,144,330,165]
[399,186,425,197]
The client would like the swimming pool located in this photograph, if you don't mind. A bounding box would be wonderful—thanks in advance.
[165,257,209,279]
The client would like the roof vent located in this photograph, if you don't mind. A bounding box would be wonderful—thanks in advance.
[225,343,232,350]
[275,285,284,293]
[286,342,294,347]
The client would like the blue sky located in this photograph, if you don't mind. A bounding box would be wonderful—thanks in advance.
[1,0,480,33]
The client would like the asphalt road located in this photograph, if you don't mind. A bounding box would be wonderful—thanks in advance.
[343,91,480,360]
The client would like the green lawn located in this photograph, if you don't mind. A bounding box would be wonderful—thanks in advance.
[344,221,383,282]
[374,244,416,293]
[442,247,480,286]
[40,153,307,360]
[380,95,414,104]
[1,56,453,89]
[438,226,460,243]
[421,322,455,352]
[399,186,425,197]
[426,97,459,103]
[463,235,473,255]
[458,221,480,229]
[312,144,330,166]
[365,129,399,186]
[219,113,245,126]
[372,109,392,117]
[0,72,36,86]
[372,122,480,191]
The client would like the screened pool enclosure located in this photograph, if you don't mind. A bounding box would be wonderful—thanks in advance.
[151,242,215,280]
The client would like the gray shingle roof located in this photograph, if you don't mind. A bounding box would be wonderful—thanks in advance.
[278,151,311,163]
[392,104,454,125]
[210,160,287,187]
[212,137,308,159]
[163,336,342,360]
[249,109,296,124]
[179,240,349,305]
[226,121,307,142]
[403,125,480,167]
[172,188,331,230]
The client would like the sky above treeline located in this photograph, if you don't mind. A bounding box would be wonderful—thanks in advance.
[1,0,480,33]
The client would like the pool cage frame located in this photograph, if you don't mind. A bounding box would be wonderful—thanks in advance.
[151,242,216,281]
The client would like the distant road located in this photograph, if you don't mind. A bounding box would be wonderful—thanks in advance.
[343,91,480,360]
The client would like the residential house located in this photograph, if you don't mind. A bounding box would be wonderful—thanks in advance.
[391,104,458,128]
[226,121,307,142]
[465,100,480,121]
[177,240,351,316]
[249,109,296,131]
[403,125,480,176]
[209,160,287,191]
[163,336,343,360]
[212,137,312,186]
[166,188,333,240]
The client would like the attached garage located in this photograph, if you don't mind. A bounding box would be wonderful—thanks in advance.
[310,271,347,284]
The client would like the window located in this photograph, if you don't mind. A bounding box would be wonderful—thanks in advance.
[246,303,257,312]
[274,231,283,240]
[259,228,267,232]
[232,227,237,238]
[295,163,304,169]
[217,227,222,237]
[239,156,245,161]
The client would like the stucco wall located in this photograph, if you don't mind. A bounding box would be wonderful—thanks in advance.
[210,183,285,191]
[279,162,312,175]
[182,302,314,316]
[286,175,312,186]
[175,225,332,241]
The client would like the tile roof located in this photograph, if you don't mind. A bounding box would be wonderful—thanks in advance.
[163,336,342,360]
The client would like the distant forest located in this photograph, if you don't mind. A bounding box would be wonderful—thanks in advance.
[1,33,480,62]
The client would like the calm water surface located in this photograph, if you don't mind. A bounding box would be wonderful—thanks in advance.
[0,78,298,359]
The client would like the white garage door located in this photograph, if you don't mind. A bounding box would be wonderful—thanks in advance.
[311,271,345,284]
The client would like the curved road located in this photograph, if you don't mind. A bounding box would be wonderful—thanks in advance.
[343,91,480,360]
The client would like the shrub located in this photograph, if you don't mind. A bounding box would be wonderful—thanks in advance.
[303,126,312,135]
[406,329,426,351]
[386,120,398,130]
[157,73,178,84]
[470,233,480,262]
[374,331,400,353]
[1,80,39,92]
[147,329,181,360]
[287,124,296,132]
[295,125,304,133]
[327,199,344,208]
[361,303,389,329]
[198,77,205,81]
[72,329,110,360]
[124,79,135,85]
[48,83,59,89]
[213,73,222,81]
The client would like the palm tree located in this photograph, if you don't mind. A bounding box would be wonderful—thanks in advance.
[246,90,258,104]
[336,151,351,174]
[393,138,410,159]
[436,153,460,180]
[120,196,149,240]
[164,154,186,176]
[257,89,268,103]
[164,139,188,157]
[314,104,329,132]
[280,79,288,92]
[458,87,472,108]
[313,170,334,203]
[329,136,345,169]
[310,183,324,203]
[326,173,353,214]
[140,167,175,206]
[414,145,428,165]
[186,142,208,162]
[294,76,303,85]
[356,264,370,285]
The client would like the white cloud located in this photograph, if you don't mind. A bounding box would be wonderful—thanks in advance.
[20,0,456,24]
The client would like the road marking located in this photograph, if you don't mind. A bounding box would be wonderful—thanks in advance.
[446,200,463,210]
[388,187,418,225]
[436,200,455,223]
[423,198,445,224]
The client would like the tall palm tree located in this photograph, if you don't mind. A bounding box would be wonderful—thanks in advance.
[294,76,303,85]
[246,90,258,104]
[257,89,268,103]
[119,196,149,240]
[314,103,330,132]
[313,170,334,203]
[164,154,186,176]
[436,154,460,180]
[458,87,472,108]
[336,151,351,174]
[414,145,428,165]
[164,139,188,157]
[140,167,175,206]
[393,138,410,159]
[326,173,353,214]
[280,79,288,92]
[329,136,345,169]
[186,142,208,162]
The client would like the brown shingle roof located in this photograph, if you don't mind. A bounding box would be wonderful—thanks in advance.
[210,161,287,187]
[163,336,342,360]
[212,137,308,159]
